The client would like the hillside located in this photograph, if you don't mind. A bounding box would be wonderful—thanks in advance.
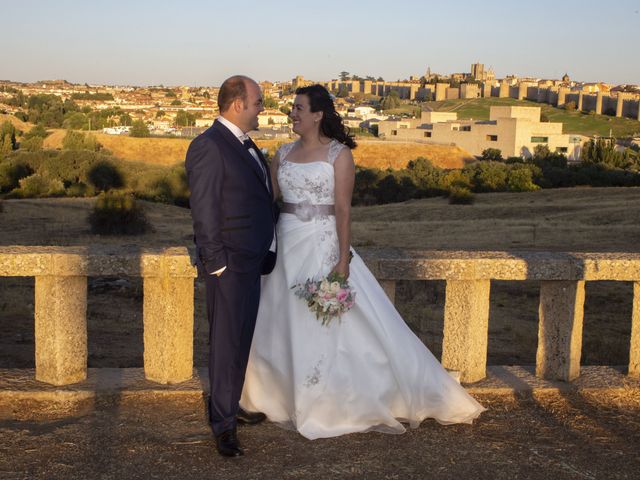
[42,130,475,169]
[425,97,640,138]
[0,113,33,132]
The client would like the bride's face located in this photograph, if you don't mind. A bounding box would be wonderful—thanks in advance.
[290,94,322,136]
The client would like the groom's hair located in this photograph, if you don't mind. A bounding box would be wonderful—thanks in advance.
[218,75,250,113]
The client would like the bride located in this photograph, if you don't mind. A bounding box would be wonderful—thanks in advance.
[241,84,484,439]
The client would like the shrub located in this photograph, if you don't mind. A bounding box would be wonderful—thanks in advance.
[14,173,65,197]
[87,160,124,191]
[65,182,96,197]
[0,160,34,192]
[19,136,43,152]
[564,101,577,111]
[88,191,151,235]
[467,161,508,192]
[62,130,102,151]
[441,170,473,191]
[507,165,540,192]
[481,148,503,161]
[448,187,475,205]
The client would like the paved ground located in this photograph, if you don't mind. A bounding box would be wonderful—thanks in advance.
[1,368,640,479]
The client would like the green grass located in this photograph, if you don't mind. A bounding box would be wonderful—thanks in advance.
[423,97,640,138]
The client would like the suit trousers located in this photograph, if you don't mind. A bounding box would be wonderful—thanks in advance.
[205,267,261,435]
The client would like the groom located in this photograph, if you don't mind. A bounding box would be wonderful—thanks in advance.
[185,75,277,457]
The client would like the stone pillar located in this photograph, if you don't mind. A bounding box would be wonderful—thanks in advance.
[442,280,490,383]
[536,281,585,381]
[499,83,509,98]
[557,88,568,108]
[596,92,603,115]
[379,280,396,305]
[435,83,448,101]
[630,282,640,377]
[34,276,87,386]
[616,94,624,118]
[143,274,194,384]
[518,83,527,100]
[577,92,584,112]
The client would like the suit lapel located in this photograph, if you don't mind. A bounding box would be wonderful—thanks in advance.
[212,120,270,194]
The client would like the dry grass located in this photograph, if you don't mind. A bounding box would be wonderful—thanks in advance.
[42,131,474,170]
[0,113,33,132]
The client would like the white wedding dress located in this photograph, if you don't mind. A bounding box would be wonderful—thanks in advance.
[240,140,485,439]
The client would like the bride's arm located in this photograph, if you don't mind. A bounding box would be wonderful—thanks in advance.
[332,147,356,279]
[270,149,281,199]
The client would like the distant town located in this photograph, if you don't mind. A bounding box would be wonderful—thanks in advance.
[1,63,639,160]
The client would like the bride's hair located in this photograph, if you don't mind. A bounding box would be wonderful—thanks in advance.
[295,85,357,149]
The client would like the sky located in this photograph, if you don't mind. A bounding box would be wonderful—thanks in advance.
[2,0,640,87]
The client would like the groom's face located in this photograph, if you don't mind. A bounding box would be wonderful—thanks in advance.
[238,81,264,132]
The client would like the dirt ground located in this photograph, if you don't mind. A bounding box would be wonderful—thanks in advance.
[2,189,640,478]
[1,392,639,480]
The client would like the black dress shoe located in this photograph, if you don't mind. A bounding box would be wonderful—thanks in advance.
[215,428,243,458]
[237,407,266,425]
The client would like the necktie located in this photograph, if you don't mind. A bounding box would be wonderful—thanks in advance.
[241,137,267,185]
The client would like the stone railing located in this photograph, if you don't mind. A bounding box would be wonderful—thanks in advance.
[0,246,196,386]
[1,247,639,386]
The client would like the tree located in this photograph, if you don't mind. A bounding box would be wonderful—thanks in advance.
[175,110,196,127]
[336,85,349,98]
[129,119,150,137]
[87,160,124,191]
[263,96,278,109]
[581,137,631,168]
[63,112,89,130]
[0,121,17,152]
[155,110,165,118]
[380,91,401,110]
[481,148,503,161]
[119,113,133,126]
[170,99,182,106]
[339,71,350,81]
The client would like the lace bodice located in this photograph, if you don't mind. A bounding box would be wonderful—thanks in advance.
[277,140,346,205]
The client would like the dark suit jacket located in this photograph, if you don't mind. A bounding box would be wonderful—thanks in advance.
[185,120,277,274]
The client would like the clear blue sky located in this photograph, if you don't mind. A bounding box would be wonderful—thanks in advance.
[3,0,639,86]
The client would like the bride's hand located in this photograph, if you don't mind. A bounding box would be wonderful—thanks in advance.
[331,259,350,280]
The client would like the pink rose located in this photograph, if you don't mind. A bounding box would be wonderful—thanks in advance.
[336,289,348,302]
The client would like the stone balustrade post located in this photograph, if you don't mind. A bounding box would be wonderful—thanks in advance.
[536,281,585,381]
[630,282,640,377]
[442,280,490,383]
[34,275,87,385]
[143,257,194,384]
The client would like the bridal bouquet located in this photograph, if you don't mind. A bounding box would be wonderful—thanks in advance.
[292,272,356,326]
